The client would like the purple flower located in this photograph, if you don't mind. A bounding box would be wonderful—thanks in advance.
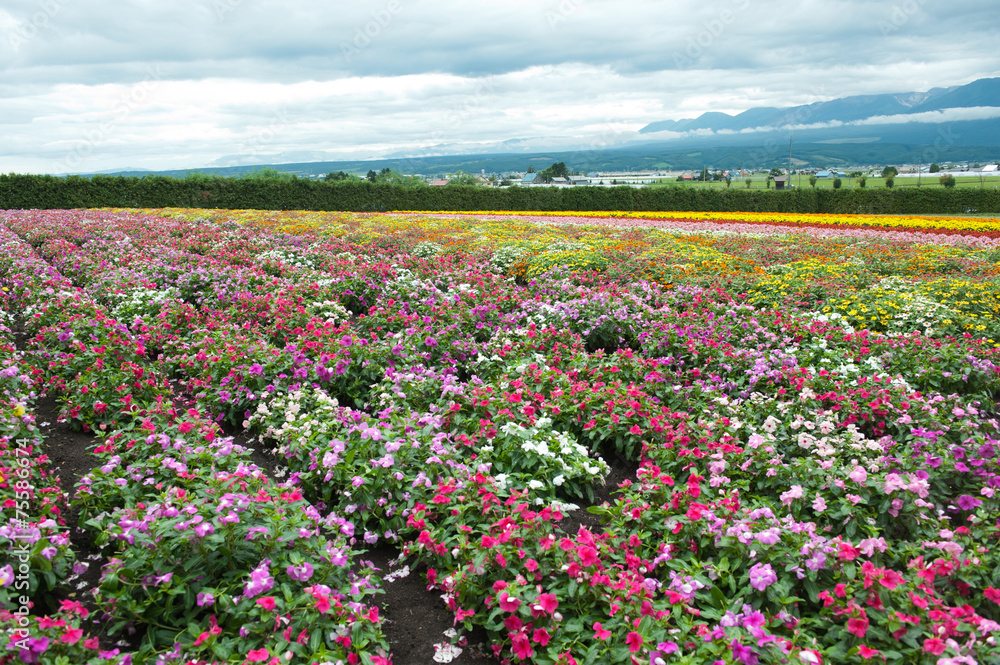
[0,565,13,587]
[244,560,274,598]
[196,592,215,606]
[286,562,314,582]
[956,494,982,511]
[193,522,215,538]
[19,636,50,664]
[748,563,777,592]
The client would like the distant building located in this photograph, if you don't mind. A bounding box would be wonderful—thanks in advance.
[430,179,449,187]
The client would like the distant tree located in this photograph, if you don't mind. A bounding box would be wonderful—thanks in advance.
[538,162,570,183]
[700,168,709,182]
[858,176,867,188]
[676,175,685,182]
[500,179,512,187]
[446,170,479,186]
[809,175,818,188]
[241,167,295,181]
[881,166,899,179]
[885,177,894,188]
[929,163,941,173]
[849,170,864,178]
[939,174,957,188]
[366,170,378,183]
[725,176,732,188]
[324,171,352,181]
[527,165,536,173]
[833,177,842,189]
[766,175,773,189]
[769,167,784,177]
[744,178,752,189]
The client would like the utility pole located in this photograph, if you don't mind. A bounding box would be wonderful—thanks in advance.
[788,135,793,185]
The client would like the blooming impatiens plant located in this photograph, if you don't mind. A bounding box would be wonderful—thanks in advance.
[1,207,1000,663]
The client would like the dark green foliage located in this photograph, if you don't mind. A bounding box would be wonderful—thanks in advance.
[1,173,999,214]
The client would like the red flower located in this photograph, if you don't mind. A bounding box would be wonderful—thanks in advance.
[625,631,643,653]
[593,622,611,640]
[246,648,270,662]
[923,638,947,655]
[256,596,276,611]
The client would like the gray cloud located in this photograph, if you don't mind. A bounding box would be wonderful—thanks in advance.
[1,0,998,173]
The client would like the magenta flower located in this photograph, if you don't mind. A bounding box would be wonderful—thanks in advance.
[286,562,314,582]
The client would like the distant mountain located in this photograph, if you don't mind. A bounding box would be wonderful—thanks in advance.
[640,78,1000,136]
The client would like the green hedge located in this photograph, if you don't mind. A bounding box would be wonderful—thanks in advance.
[2,173,999,214]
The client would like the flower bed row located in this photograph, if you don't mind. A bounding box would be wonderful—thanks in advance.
[1,208,999,664]
[0,222,389,665]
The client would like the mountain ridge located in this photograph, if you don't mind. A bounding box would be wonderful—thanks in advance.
[639,78,997,135]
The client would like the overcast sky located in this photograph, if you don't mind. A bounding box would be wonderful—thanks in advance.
[2,0,998,174]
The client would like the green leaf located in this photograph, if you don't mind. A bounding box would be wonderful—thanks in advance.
[709,585,727,610]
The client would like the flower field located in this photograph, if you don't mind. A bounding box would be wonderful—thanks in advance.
[1,207,1000,665]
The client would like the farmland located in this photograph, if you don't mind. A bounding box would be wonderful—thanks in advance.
[2,208,1000,664]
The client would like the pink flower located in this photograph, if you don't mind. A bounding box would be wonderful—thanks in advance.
[846,613,869,638]
[246,648,270,662]
[878,570,904,590]
[857,645,881,659]
[534,593,559,615]
[780,485,803,506]
[593,622,611,640]
[498,591,521,612]
[848,465,868,484]
[985,587,1000,604]
[629,425,642,435]
[511,633,534,660]
[576,545,599,567]
[59,628,83,644]
[256,596,276,611]
[922,638,947,655]
[812,496,827,512]
[748,562,777,591]
[532,628,551,646]
[626,631,643,653]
